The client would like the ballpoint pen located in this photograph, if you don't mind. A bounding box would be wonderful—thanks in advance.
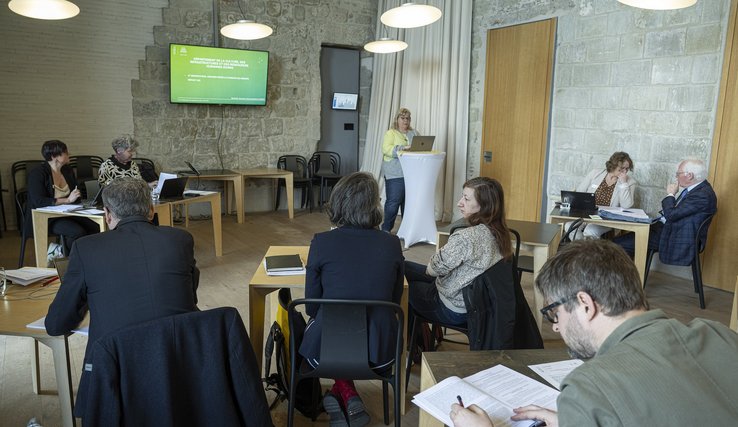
[456,395,464,408]
[40,276,59,287]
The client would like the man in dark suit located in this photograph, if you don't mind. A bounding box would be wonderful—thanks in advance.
[45,177,199,417]
[614,158,717,265]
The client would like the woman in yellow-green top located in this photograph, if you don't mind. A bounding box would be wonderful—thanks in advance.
[381,107,416,232]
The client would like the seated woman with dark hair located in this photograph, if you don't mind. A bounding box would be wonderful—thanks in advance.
[405,177,512,326]
[299,172,404,427]
[27,140,99,256]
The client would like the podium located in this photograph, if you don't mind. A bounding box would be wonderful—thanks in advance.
[397,152,445,248]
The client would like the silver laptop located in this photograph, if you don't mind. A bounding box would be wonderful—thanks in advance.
[406,135,435,152]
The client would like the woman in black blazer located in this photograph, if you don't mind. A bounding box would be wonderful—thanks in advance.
[26,140,99,256]
[299,172,404,427]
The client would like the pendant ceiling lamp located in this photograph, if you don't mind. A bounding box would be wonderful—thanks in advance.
[617,0,696,10]
[220,0,272,40]
[364,37,408,54]
[8,0,80,20]
[381,2,442,29]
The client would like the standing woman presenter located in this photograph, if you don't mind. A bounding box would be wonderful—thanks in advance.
[381,107,416,232]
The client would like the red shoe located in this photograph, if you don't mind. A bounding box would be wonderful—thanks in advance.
[333,381,370,427]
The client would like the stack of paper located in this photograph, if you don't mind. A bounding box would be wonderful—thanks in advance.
[35,204,82,213]
[598,207,652,223]
[264,254,305,276]
[4,267,57,286]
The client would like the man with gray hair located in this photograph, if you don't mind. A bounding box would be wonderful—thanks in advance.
[614,158,717,265]
[45,177,199,417]
[450,240,738,427]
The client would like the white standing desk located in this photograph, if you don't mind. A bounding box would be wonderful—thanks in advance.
[397,152,445,248]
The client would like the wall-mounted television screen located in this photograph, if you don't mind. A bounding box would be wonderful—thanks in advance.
[332,93,358,110]
[170,43,269,106]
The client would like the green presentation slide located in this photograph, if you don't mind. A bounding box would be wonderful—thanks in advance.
[170,44,268,105]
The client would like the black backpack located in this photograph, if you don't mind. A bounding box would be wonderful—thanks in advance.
[263,289,322,420]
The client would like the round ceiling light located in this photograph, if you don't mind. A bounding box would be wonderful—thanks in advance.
[8,0,80,20]
[380,3,442,29]
[617,0,696,10]
[220,20,273,40]
[364,38,408,54]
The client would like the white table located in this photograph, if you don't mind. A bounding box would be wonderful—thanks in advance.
[397,152,445,248]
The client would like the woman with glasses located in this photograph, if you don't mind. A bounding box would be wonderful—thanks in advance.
[573,151,638,239]
[98,134,158,188]
[380,107,417,232]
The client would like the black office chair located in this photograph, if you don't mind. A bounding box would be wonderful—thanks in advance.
[287,298,403,427]
[643,213,716,309]
[308,151,343,209]
[516,217,585,281]
[275,155,313,212]
[132,157,158,182]
[16,190,64,267]
[68,155,104,194]
[82,307,271,425]
[12,160,44,228]
[0,168,7,233]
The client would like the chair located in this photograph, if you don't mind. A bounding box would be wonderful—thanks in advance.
[68,155,103,193]
[82,307,272,425]
[516,217,585,281]
[0,168,7,233]
[275,155,313,212]
[287,298,403,427]
[643,213,716,309]
[12,160,44,227]
[405,229,543,391]
[132,157,158,182]
[308,151,343,208]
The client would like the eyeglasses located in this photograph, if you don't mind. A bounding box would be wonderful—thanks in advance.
[675,171,688,177]
[540,296,573,324]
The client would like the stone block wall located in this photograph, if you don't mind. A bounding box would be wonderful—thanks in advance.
[133,0,377,202]
[469,0,729,214]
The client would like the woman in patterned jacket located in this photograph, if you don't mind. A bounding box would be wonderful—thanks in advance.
[98,134,157,188]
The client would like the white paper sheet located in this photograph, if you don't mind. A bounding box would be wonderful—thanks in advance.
[528,359,584,390]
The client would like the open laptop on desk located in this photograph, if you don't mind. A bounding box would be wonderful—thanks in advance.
[158,177,189,200]
[560,190,598,216]
[405,135,435,152]
[80,185,104,208]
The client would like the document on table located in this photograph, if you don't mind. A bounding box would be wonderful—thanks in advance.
[413,365,559,427]
[35,204,83,213]
[27,316,89,336]
[76,208,104,215]
[183,189,217,196]
[154,172,178,195]
[528,359,584,390]
[4,267,57,286]
[597,207,651,223]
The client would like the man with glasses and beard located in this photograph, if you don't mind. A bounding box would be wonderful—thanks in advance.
[450,240,738,427]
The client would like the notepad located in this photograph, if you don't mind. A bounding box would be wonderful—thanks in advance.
[264,254,305,275]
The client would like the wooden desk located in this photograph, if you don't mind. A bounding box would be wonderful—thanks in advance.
[159,192,223,256]
[548,208,651,285]
[31,209,106,268]
[248,245,409,413]
[32,191,222,268]
[437,219,561,328]
[236,168,294,219]
[0,280,76,427]
[419,349,571,427]
[186,170,244,224]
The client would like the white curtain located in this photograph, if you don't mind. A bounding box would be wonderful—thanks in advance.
[360,0,472,222]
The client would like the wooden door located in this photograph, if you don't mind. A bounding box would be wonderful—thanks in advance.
[704,0,738,292]
[480,19,556,222]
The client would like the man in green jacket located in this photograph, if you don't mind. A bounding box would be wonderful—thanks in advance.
[450,239,738,427]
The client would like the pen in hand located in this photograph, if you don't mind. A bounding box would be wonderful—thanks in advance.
[456,395,464,408]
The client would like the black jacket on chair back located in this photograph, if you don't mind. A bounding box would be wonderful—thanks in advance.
[462,259,543,351]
